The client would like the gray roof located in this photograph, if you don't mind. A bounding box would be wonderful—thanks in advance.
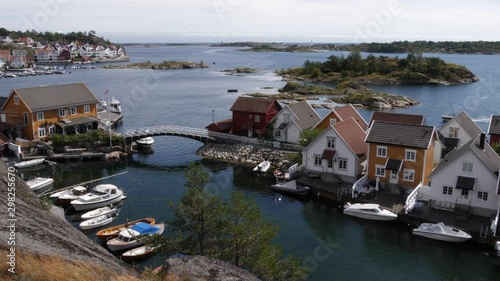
[440,111,483,137]
[366,121,435,149]
[286,101,320,130]
[12,83,99,112]
[430,134,500,178]
[488,115,500,135]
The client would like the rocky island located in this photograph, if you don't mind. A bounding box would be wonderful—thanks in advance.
[248,81,419,109]
[102,60,209,69]
[277,51,478,85]
[222,67,261,74]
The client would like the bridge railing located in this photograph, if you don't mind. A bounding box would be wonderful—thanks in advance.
[208,131,304,151]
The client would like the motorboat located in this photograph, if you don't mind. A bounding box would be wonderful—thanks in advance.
[109,97,122,113]
[343,202,398,221]
[79,215,114,230]
[81,205,118,220]
[107,222,165,252]
[14,158,45,168]
[136,137,154,147]
[70,184,125,211]
[26,177,54,191]
[253,161,271,173]
[412,222,472,242]
[271,180,309,196]
[96,217,156,242]
[441,115,453,122]
[50,186,89,206]
[121,245,160,262]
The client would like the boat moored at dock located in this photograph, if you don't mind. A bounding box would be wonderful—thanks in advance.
[412,222,472,242]
[70,184,125,211]
[343,203,398,221]
[96,217,156,241]
[26,177,54,191]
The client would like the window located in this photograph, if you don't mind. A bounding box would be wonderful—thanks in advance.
[84,105,90,113]
[327,137,336,148]
[405,149,416,162]
[461,189,469,199]
[58,109,66,117]
[314,155,321,166]
[274,130,281,137]
[23,112,29,125]
[14,96,19,105]
[38,128,46,138]
[48,125,55,135]
[36,112,44,121]
[284,114,291,123]
[376,146,387,158]
[338,158,347,170]
[403,169,415,182]
[442,186,453,195]
[70,107,77,115]
[327,159,333,168]
[375,165,385,177]
[329,118,336,126]
[254,115,261,122]
[462,162,473,173]
[449,127,459,138]
[249,114,252,119]
[477,191,488,201]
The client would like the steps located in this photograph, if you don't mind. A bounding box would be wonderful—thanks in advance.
[453,204,471,220]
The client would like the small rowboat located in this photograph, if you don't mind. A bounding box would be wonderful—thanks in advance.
[96,217,156,242]
[14,158,45,168]
[81,205,118,220]
[121,245,160,261]
[26,177,54,191]
[80,215,114,230]
[253,161,271,173]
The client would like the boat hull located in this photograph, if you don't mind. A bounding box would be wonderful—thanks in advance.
[80,216,114,230]
[270,180,309,196]
[27,178,54,191]
[15,158,45,169]
[96,218,156,242]
[72,193,125,211]
[343,211,398,221]
[253,161,271,173]
[81,206,117,220]
[107,224,165,252]
[121,245,159,262]
[412,229,471,242]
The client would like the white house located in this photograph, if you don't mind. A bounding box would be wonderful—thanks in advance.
[438,110,483,158]
[302,118,367,183]
[428,134,500,217]
[8,56,25,68]
[272,101,320,144]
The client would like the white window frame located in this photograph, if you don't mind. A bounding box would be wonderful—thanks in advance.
[376,146,387,158]
[314,155,321,166]
[14,95,19,105]
[327,159,333,168]
[70,107,77,115]
[442,186,453,196]
[38,127,46,138]
[477,191,488,201]
[58,108,66,117]
[449,127,459,138]
[254,115,261,123]
[83,104,90,113]
[375,164,385,177]
[329,118,336,126]
[403,169,415,182]
[36,112,44,121]
[274,130,281,137]
[23,112,29,125]
[48,125,55,135]
[338,158,347,170]
[327,137,336,148]
[462,161,473,173]
[405,149,416,162]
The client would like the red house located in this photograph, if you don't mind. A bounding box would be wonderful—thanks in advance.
[230,97,282,138]
[59,49,72,61]
[488,115,500,145]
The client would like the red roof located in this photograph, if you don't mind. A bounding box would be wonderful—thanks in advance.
[334,118,368,157]
[334,104,368,130]
[369,112,425,127]
[230,97,281,114]
[206,118,232,133]
[321,149,336,160]
[0,50,10,59]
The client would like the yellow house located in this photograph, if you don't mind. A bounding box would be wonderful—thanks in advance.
[1,83,100,140]
[365,121,437,190]
[314,104,368,131]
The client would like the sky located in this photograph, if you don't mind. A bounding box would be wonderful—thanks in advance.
[2,0,500,43]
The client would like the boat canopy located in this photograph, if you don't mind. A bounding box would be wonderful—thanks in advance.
[131,222,160,235]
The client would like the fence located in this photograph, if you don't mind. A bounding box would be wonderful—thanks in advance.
[404,183,423,214]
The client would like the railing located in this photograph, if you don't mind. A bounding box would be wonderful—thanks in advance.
[208,131,304,151]
[351,174,368,198]
[404,183,423,214]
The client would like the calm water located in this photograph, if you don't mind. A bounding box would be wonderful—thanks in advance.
[3,46,500,281]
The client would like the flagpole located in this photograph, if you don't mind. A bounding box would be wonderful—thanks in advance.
[106,89,112,148]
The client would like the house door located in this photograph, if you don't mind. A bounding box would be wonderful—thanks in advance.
[248,129,253,138]
[457,189,470,205]
[390,170,399,184]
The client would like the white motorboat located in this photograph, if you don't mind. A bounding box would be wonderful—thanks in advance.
[271,180,309,196]
[71,184,125,211]
[26,177,54,191]
[136,137,154,147]
[253,161,271,173]
[14,158,45,168]
[121,245,160,261]
[50,186,89,206]
[81,205,118,220]
[79,215,114,230]
[109,97,122,113]
[343,202,398,221]
[412,222,472,242]
[107,222,165,252]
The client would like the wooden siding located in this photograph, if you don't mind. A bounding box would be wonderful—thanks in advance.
[315,111,341,130]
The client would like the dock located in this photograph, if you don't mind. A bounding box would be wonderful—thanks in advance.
[98,111,123,129]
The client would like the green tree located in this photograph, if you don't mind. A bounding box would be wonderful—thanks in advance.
[299,128,322,146]
[492,142,500,156]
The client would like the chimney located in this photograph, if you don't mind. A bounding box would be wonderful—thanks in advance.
[480,133,486,150]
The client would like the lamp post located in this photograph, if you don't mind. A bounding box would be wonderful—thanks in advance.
[212,109,215,123]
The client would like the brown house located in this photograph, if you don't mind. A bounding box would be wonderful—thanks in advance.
[365,121,437,190]
[368,111,426,127]
[230,97,282,138]
[315,104,367,131]
[1,83,100,140]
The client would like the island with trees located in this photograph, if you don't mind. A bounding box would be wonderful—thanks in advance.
[102,60,209,69]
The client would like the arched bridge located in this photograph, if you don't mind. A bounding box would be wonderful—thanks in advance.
[123,125,215,144]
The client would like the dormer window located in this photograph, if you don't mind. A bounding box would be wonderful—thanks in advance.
[329,118,337,126]
[327,137,336,148]
[449,127,459,138]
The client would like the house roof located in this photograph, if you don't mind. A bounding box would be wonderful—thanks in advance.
[321,149,336,160]
[10,83,99,112]
[369,111,425,127]
[334,104,368,130]
[440,111,483,137]
[488,115,500,135]
[230,97,281,114]
[0,97,7,109]
[429,134,500,178]
[286,101,321,130]
[205,118,233,132]
[333,117,367,157]
[56,116,99,128]
[0,50,10,59]
[366,121,435,149]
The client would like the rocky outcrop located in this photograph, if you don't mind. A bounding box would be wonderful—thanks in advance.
[198,144,291,167]
[163,255,260,281]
